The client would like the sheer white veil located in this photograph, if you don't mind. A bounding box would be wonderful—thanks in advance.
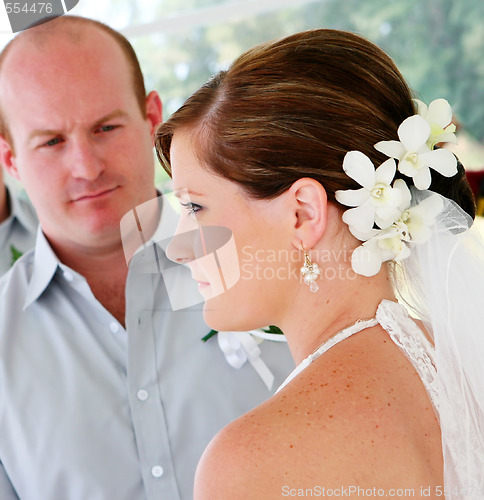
[393,189,484,497]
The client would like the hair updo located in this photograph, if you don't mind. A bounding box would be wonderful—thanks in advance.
[156,29,475,219]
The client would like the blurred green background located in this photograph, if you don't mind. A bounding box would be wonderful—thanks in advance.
[1,0,483,187]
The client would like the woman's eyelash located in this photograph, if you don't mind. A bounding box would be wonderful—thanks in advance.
[180,201,202,215]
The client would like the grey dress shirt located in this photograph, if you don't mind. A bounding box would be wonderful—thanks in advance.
[0,187,38,275]
[0,229,294,500]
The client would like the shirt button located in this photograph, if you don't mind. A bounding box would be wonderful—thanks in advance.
[109,322,119,333]
[63,271,74,282]
[151,465,164,478]
[137,389,149,401]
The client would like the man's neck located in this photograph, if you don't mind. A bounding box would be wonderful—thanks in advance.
[52,238,130,326]
[0,185,10,224]
[44,197,162,326]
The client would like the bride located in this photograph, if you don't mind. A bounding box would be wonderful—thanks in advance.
[155,29,483,498]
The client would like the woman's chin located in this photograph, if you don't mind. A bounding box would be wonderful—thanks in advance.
[202,299,243,332]
[200,281,262,332]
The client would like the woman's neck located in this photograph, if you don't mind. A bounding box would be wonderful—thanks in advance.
[280,267,396,365]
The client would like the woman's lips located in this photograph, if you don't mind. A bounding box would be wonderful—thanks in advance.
[191,275,210,288]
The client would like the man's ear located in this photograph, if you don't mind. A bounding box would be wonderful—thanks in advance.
[288,177,328,249]
[0,135,19,181]
[145,91,163,140]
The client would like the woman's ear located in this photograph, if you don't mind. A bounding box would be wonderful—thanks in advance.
[288,178,328,249]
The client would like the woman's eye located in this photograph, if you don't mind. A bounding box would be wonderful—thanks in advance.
[180,201,203,215]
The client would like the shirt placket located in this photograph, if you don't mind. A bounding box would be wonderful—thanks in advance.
[125,269,181,500]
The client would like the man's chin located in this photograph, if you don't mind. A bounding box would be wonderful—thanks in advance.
[48,220,123,250]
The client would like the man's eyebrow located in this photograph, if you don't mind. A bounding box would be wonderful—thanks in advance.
[27,109,129,141]
[93,109,129,128]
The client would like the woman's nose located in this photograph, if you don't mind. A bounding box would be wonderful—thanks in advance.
[166,225,198,264]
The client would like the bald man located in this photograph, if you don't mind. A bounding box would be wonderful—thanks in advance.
[0,16,293,500]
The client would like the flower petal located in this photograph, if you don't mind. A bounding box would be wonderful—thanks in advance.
[420,149,458,177]
[413,167,432,190]
[398,115,430,152]
[342,151,375,188]
[335,188,370,207]
[375,206,401,229]
[374,158,397,185]
[374,140,406,160]
[394,241,411,261]
[348,225,378,241]
[436,131,458,145]
[380,185,402,208]
[374,229,409,262]
[393,179,412,210]
[409,193,444,223]
[397,158,420,179]
[427,98,453,127]
[342,202,375,233]
[351,241,383,277]
[407,214,431,243]
[413,99,427,116]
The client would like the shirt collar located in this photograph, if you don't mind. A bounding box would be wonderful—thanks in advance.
[24,194,174,308]
[24,227,60,309]
[7,187,39,235]
[123,195,176,271]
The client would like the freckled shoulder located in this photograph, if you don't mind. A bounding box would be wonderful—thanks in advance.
[194,325,442,499]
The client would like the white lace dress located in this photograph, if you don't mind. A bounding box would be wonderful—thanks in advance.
[278,299,484,499]
[277,300,439,414]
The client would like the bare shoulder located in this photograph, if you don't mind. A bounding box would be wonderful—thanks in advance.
[194,324,443,499]
[195,384,328,500]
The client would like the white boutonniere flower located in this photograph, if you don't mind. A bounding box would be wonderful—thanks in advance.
[204,325,286,390]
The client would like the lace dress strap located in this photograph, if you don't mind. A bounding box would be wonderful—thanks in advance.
[276,316,378,392]
[277,300,438,411]
[376,300,439,413]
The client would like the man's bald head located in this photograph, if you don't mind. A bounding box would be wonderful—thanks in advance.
[0,15,147,148]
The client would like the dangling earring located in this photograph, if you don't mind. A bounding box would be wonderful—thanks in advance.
[300,243,321,293]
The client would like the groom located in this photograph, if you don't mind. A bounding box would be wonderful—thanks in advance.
[0,15,293,500]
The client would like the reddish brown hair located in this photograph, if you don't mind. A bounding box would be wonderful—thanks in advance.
[156,29,474,217]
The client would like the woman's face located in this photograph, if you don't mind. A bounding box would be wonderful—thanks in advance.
[167,129,296,331]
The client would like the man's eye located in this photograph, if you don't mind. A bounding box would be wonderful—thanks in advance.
[44,137,63,147]
[180,202,203,215]
[97,125,118,133]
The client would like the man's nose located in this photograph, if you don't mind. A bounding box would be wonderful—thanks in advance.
[70,137,105,180]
